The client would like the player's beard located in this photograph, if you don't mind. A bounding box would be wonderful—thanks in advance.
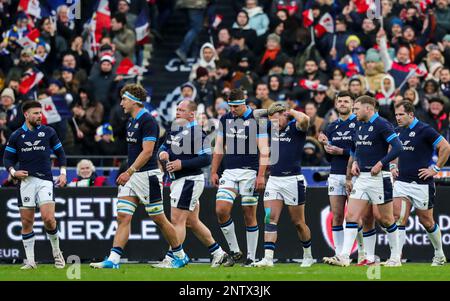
[29,119,41,128]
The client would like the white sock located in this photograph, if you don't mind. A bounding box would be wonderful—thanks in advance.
[46,227,60,252]
[22,232,36,264]
[398,226,406,257]
[246,225,259,261]
[172,245,186,259]
[208,242,222,255]
[108,247,123,264]
[301,240,312,258]
[386,223,400,260]
[264,242,275,260]
[363,229,377,262]
[220,218,240,253]
[356,226,364,256]
[332,225,344,256]
[341,223,359,257]
[426,224,444,257]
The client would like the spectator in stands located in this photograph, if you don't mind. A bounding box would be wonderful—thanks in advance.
[117,0,137,28]
[251,82,274,109]
[189,42,218,81]
[175,0,208,64]
[58,53,88,86]
[440,68,450,99]
[95,123,122,157]
[193,67,215,113]
[61,67,79,102]
[268,74,287,102]
[56,5,76,41]
[72,87,104,155]
[348,77,364,98]
[257,33,287,76]
[301,138,327,167]
[111,12,137,60]
[68,36,92,75]
[434,0,450,39]
[0,111,11,165]
[213,59,252,94]
[68,159,109,187]
[88,55,117,120]
[304,101,324,139]
[243,0,269,37]
[0,87,22,131]
[424,97,449,137]
[313,90,333,118]
[376,74,396,122]
[232,10,257,49]
[364,50,385,95]
[215,28,232,56]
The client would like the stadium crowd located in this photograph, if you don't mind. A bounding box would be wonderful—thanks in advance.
[1,0,450,176]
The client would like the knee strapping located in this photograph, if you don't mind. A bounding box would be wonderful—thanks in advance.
[117,199,137,215]
[216,189,236,203]
[265,223,277,233]
[242,195,258,206]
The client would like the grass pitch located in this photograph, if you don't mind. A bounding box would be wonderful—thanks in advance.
[0,263,449,281]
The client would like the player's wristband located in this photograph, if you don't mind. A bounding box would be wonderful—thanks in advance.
[433,165,441,173]
[389,163,397,170]
[60,167,67,176]
[9,168,16,177]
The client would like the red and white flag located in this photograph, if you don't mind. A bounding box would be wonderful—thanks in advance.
[87,0,111,55]
[414,62,428,77]
[314,13,334,38]
[302,9,314,28]
[18,0,41,18]
[299,79,327,91]
[135,4,150,45]
[17,28,40,49]
[19,71,44,95]
[116,58,147,77]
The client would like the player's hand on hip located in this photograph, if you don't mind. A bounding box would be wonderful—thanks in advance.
[210,173,219,187]
[159,151,169,162]
[418,168,437,180]
[351,161,360,176]
[370,161,383,176]
[391,167,399,180]
[256,175,266,192]
[166,160,182,172]
[56,174,67,187]
[116,172,131,186]
[13,170,28,180]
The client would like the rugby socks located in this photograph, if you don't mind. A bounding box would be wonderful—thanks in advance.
[363,228,377,262]
[108,247,123,264]
[301,239,312,258]
[332,225,344,256]
[220,218,240,253]
[356,226,364,256]
[172,244,186,259]
[398,225,406,256]
[22,231,36,264]
[426,224,444,257]
[246,225,259,261]
[386,223,400,259]
[46,227,60,252]
[208,242,223,256]
[166,250,175,259]
[341,222,359,257]
[263,242,275,260]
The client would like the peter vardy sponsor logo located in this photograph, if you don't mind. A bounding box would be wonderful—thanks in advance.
[332,131,352,141]
[21,140,45,152]
[402,140,415,151]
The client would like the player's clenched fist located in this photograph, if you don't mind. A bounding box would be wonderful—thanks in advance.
[159,151,169,162]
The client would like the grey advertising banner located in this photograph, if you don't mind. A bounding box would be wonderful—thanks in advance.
[1,187,450,262]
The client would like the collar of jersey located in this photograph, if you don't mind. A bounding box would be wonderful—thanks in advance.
[369,112,379,123]
[409,118,419,129]
[133,108,148,120]
[22,123,41,132]
[338,113,356,123]
[242,106,252,119]
[186,120,198,128]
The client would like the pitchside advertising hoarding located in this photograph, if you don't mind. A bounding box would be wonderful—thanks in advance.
[1,187,450,262]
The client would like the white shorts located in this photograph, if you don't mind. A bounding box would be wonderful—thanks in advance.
[328,174,354,196]
[350,172,393,205]
[218,168,257,196]
[170,174,205,211]
[264,175,306,206]
[19,176,54,209]
[117,169,163,216]
[393,180,435,210]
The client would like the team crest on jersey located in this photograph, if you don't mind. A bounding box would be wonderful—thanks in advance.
[243,120,250,126]
[368,126,374,132]
[409,132,416,137]
[38,132,45,137]
[21,134,25,138]
[349,123,355,128]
